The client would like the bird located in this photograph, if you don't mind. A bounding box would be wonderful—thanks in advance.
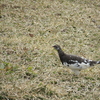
[53,45,100,75]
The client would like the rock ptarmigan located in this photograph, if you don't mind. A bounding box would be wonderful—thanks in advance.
[53,45,100,75]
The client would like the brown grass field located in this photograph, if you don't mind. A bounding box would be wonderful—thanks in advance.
[0,0,100,100]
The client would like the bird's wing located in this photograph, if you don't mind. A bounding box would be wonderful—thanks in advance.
[65,54,85,64]
[68,60,78,64]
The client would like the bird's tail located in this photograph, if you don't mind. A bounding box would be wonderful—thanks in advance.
[97,61,100,64]
[89,60,100,66]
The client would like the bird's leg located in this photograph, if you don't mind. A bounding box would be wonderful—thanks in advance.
[72,70,80,76]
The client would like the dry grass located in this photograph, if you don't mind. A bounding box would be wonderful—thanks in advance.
[0,0,100,100]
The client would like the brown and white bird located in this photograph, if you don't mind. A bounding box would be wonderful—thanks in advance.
[53,45,100,75]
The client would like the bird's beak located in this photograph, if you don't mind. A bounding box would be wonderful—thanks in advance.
[52,46,55,49]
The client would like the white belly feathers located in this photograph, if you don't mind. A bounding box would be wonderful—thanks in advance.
[63,62,90,70]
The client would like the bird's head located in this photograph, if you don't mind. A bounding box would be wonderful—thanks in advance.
[53,45,61,51]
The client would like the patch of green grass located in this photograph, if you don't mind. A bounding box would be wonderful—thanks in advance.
[24,71,37,79]
[84,77,95,80]
[23,95,34,100]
